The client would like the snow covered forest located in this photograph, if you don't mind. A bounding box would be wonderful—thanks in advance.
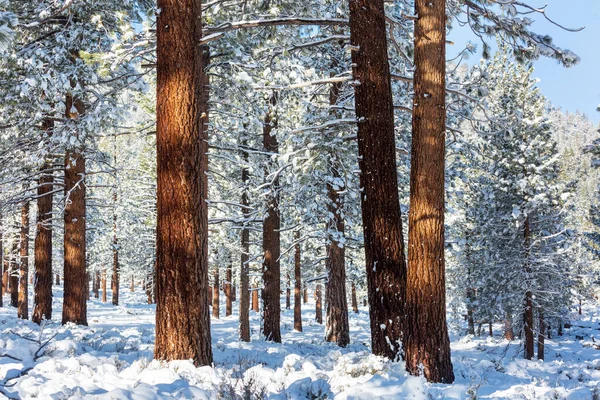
[0,0,599,398]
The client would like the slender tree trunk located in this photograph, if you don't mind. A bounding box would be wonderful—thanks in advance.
[558,322,563,336]
[55,273,59,286]
[18,202,30,320]
[111,186,119,306]
[262,94,281,343]
[155,0,212,365]
[62,150,87,325]
[2,241,7,296]
[232,279,236,302]
[524,216,534,360]
[504,314,515,340]
[239,164,251,339]
[225,264,232,317]
[10,240,18,307]
[285,274,291,310]
[93,270,100,299]
[130,275,134,292]
[349,0,407,361]
[0,217,3,307]
[102,269,107,303]
[578,299,582,315]
[303,285,308,304]
[537,309,545,361]
[252,282,259,312]
[294,231,302,332]
[315,283,323,324]
[212,267,220,319]
[351,282,358,313]
[466,288,475,335]
[404,0,454,383]
[488,321,493,337]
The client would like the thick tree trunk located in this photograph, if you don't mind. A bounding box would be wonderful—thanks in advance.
[102,269,107,303]
[404,0,454,384]
[294,231,302,332]
[154,0,212,366]
[524,217,534,360]
[225,264,232,317]
[303,286,308,304]
[349,0,407,361]
[262,94,281,343]
[212,267,220,319]
[10,240,18,307]
[62,151,87,326]
[252,283,259,312]
[18,202,30,320]
[537,309,545,361]
[351,282,358,313]
[315,283,323,324]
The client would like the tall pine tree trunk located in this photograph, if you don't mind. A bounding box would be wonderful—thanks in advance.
[285,274,291,310]
[93,270,100,299]
[62,150,87,325]
[239,175,251,340]
[102,268,107,302]
[18,202,30,320]
[537,309,545,360]
[212,267,220,319]
[252,282,259,312]
[315,283,323,324]
[294,230,302,332]
[349,0,407,360]
[111,177,119,306]
[262,94,281,343]
[0,216,3,307]
[303,285,308,304]
[10,240,18,307]
[523,216,534,360]
[405,0,454,383]
[225,264,232,317]
[351,282,358,313]
[154,0,212,366]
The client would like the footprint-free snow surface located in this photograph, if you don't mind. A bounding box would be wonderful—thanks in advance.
[0,287,599,399]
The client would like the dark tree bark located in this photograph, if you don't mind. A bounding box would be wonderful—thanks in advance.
[62,150,87,326]
[303,285,308,304]
[93,270,100,299]
[55,273,60,286]
[2,239,7,297]
[252,282,259,312]
[285,274,291,310]
[537,309,545,361]
[101,269,107,303]
[212,267,220,319]
[349,0,407,361]
[466,288,476,335]
[315,283,323,324]
[262,94,281,343]
[404,0,454,384]
[294,230,302,332]
[351,282,358,313]
[10,240,18,307]
[225,264,232,317]
[523,216,534,360]
[18,202,30,320]
[239,164,251,339]
[488,321,493,337]
[154,0,212,366]
[111,186,119,306]
[578,299,582,316]
[232,279,236,302]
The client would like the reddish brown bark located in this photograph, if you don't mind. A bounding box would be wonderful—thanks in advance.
[18,202,30,320]
[0,218,3,307]
[212,267,220,319]
[2,243,7,297]
[294,231,302,332]
[537,309,545,360]
[62,151,87,325]
[303,285,308,304]
[351,282,358,313]
[239,171,251,339]
[225,264,232,317]
[404,0,454,384]
[102,269,107,303]
[349,0,407,360]
[9,240,18,307]
[315,283,323,324]
[262,94,281,343]
[154,0,212,366]
[325,163,349,347]
[252,283,259,312]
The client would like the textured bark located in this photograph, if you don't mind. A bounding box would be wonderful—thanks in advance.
[262,94,281,343]
[101,269,107,303]
[537,309,545,361]
[315,283,323,324]
[524,216,534,360]
[294,231,302,332]
[225,264,232,317]
[232,280,236,302]
[349,0,407,360]
[18,202,30,320]
[2,241,7,297]
[578,299,582,316]
[62,151,87,326]
[212,267,220,319]
[10,240,18,307]
[285,274,291,310]
[154,0,212,366]
[351,282,358,313]
[466,289,475,335]
[488,321,493,337]
[251,283,259,312]
[112,190,119,306]
[405,0,454,383]
[55,274,60,286]
[239,168,251,340]
[93,270,100,299]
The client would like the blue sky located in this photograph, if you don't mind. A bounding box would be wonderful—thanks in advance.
[447,0,600,124]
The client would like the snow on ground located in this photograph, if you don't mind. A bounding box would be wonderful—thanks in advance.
[0,286,599,399]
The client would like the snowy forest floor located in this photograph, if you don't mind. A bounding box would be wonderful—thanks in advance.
[0,288,599,399]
